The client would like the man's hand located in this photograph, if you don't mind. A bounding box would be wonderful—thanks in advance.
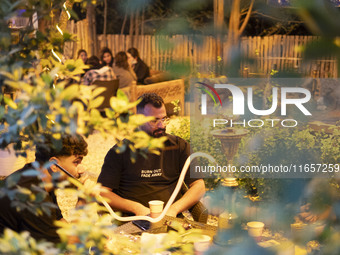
[165,206,179,217]
[132,203,150,216]
[299,203,333,223]
[299,203,317,223]
[165,179,205,217]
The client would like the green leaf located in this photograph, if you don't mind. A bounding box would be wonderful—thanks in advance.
[0,106,5,119]
[41,73,53,86]
[116,89,128,101]
[20,105,34,121]
[60,84,79,100]
[91,87,107,98]
[16,186,32,196]
[5,173,21,188]
[68,9,79,20]
[22,170,38,177]
[88,96,104,109]
[3,96,17,109]
[24,114,38,127]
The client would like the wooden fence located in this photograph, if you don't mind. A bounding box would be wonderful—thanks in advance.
[65,20,338,78]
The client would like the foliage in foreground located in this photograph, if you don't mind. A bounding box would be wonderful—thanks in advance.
[0,176,206,255]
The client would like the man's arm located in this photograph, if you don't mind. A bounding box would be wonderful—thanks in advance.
[166,179,205,217]
[100,187,150,216]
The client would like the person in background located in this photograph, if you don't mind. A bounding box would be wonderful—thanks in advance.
[77,49,88,78]
[100,47,114,68]
[77,49,88,64]
[0,133,88,243]
[127,47,150,85]
[113,51,137,88]
[98,93,205,217]
[82,56,116,85]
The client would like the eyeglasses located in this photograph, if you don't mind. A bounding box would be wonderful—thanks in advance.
[149,117,170,126]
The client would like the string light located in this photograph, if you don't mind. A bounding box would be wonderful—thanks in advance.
[45,115,55,124]
[51,1,71,63]
[50,2,70,78]
[56,24,63,35]
[51,49,62,63]
[63,2,71,20]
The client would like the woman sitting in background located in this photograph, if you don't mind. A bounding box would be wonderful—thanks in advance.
[82,56,116,85]
[77,49,88,78]
[127,47,150,85]
[100,47,114,68]
[77,49,88,64]
[113,51,137,88]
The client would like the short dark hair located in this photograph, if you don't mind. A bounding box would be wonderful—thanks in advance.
[127,47,140,59]
[87,56,101,70]
[35,133,88,163]
[137,93,164,113]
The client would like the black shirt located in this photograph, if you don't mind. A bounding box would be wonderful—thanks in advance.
[0,164,62,243]
[134,58,150,84]
[98,134,196,207]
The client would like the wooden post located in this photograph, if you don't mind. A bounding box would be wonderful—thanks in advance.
[103,0,107,47]
[86,4,98,56]
[214,0,224,74]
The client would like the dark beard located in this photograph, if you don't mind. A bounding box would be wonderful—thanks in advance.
[152,128,166,138]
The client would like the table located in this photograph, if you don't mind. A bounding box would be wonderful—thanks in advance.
[114,215,217,238]
[113,218,312,254]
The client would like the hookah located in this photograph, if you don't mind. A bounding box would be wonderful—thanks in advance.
[100,152,214,223]
[57,152,215,223]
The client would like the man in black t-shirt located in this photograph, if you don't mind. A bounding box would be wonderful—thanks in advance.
[98,93,205,216]
[0,133,88,243]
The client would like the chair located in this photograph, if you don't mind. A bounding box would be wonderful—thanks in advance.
[181,183,209,223]
[120,79,185,116]
[91,79,119,111]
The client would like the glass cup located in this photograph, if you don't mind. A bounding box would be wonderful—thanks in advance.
[290,222,308,244]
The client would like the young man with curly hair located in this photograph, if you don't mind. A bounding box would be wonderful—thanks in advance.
[0,133,88,243]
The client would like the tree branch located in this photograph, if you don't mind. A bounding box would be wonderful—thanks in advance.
[254,11,305,23]
[121,5,128,35]
[238,0,254,36]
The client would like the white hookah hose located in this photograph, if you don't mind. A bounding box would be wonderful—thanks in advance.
[99,152,215,223]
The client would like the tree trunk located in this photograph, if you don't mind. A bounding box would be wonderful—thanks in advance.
[129,8,135,48]
[103,0,107,47]
[224,0,254,74]
[214,0,224,74]
[87,3,98,56]
[58,0,73,31]
[121,11,128,34]
[135,9,140,48]
[141,4,145,36]
[214,0,224,33]
[141,4,145,54]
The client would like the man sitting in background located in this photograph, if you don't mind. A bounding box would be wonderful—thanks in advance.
[83,56,116,85]
[98,93,205,216]
[0,133,88,243]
